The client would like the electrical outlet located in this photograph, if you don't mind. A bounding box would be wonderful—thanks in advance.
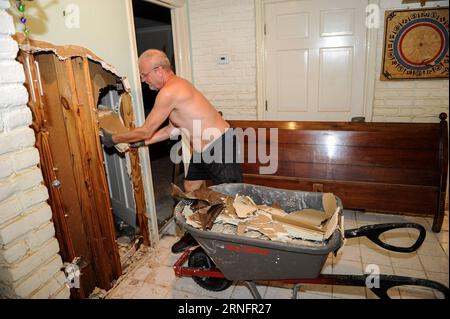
[217,54,230,65]
[63,4,80,29]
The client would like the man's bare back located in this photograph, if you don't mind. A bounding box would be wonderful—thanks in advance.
[160,76,230,152]
[111,50,229,153]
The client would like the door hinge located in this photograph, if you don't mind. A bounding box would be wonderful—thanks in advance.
[265,100,268,111]
[264,24,266,35]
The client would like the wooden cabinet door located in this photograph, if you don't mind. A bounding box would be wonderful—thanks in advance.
[19,51,121,298]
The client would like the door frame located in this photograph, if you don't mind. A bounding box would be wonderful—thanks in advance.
[125,0,192,245]
[255,0,379,121]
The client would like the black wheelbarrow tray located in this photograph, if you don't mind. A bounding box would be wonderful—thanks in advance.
[173,183,449,299]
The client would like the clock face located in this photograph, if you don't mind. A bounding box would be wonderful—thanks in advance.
[381,8,449,80]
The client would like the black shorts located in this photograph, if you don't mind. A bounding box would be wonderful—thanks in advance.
[185,129,243,185]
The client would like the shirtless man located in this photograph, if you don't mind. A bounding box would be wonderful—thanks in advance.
[101,49,242,252]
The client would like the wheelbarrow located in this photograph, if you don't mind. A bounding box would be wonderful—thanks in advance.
[173,183,449,299]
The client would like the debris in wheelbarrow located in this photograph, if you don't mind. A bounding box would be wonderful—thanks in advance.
[172,183,344,244]
[173,183,449,299]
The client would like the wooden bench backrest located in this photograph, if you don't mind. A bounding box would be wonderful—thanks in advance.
[228,114,448,232]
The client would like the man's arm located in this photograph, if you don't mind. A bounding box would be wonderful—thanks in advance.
[145,123,180,145]
[112,90,174,144]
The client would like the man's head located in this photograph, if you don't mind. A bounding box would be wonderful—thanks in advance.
[138,49,172,90]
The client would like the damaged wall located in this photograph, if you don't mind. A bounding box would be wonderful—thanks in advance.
[0,0,69,299]
[9,0,145,121]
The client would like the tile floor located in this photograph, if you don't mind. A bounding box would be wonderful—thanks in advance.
[104,210,449,299]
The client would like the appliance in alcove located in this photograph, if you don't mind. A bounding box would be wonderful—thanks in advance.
[97,89,138,234]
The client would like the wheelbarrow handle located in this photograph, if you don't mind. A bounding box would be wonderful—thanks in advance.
[306,274,448,299]
[344,223,426,253]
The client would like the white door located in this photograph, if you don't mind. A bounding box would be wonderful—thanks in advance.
[264,0,367,121]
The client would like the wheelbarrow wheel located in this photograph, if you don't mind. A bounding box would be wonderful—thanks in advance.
[188,247,232,291]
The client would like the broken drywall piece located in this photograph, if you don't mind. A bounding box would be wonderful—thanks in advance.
[186,213,203,229]
[225,197,237,216]
[282,224,325,241]
[322,193,338,217]
[188,203,225,230]
[215,212,239,224]
[13,33,131,93]
[322,207,340,240]
[235,211,290,241]
[290,209,329,226]
[171,183,229,206]
[245,220,290,241]
[97,108,130,153]
[97,108,129,135]
[192,187,228,206]
[246,212,272,225]
[233,195,258,218]
[236,223,247,236]
[258,205,324,232]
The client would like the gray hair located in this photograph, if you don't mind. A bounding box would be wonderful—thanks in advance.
[138,49,172,70]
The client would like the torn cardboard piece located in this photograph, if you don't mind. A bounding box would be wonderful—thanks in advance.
[236,211,290,241]
[171,183,230,206]
[97,108,129,135]
[233,195,258,218]
[258,205,324,232]
[97,109,129,153]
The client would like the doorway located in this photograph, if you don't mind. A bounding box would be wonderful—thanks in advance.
[132,0,180,231]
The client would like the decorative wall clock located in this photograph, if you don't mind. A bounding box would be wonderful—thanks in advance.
[381,7,449,80]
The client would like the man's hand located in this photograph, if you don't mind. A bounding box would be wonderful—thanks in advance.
[130,140,146,148]
[100,129,116,148]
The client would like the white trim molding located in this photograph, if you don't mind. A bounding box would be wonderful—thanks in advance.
[126,0,192,244]
[171,3,193,82]
[363,0,380,122]
[255,0,266,120]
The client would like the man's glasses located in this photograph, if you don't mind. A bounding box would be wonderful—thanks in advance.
[140,66,161,80]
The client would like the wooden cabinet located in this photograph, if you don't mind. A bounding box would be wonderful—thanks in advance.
[15,35,149,298]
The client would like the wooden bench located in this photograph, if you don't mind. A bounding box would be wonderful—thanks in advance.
[228,113,448,232]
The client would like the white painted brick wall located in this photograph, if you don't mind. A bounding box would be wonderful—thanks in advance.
[0,37,19,60]
[0,0,69,299]
[10,254,63,298]
[0,200,51,246]
[188,0,448,123]
[372,0,449,122]
[188,0,257,120]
